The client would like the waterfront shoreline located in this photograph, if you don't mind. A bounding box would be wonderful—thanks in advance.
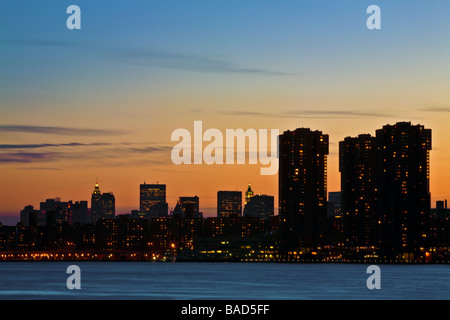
[1,252,448,264]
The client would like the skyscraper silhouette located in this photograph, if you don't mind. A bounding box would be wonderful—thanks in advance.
[339,134,378,247]
[91,182,102,222]
[375,122,431,256]
[91,182,116,222]
[279,128,329,252]
[245,184,254,205]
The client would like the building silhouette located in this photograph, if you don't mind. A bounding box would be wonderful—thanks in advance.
[338,122,432,257]
[430,200,450,247]
[90,182,115,222]
[243,194,274,220]
[96,218,119,250]
[204,216,261,238]
[279,128,329,251]
[20,205,39,227]
[91,182,102,222]
[95,215,149,251]
[100,193,115,219]
[6,122,450,262]
[217,191,242,218]
[72,201,89,225]
[245,184,254,205]
[140,183,168,217]
[40,198,69,226]
[177,196,201,219]
[339,134,378,247]
[375,122,431,256]
[327,192,341,217]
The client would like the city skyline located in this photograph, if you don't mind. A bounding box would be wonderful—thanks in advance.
[2,120,449,226]
[1,1,450,224]
[4,120,450,263]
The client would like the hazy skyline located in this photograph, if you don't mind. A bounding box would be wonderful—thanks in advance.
[1,1,450,224]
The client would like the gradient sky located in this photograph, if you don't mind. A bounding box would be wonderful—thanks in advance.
[1,0,450,224]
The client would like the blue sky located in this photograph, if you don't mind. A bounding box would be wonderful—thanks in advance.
[2,0,449,101]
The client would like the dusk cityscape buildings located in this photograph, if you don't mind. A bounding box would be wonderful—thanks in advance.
[173,196,201,219]
[139,183,168,217]
[245,184,254,205]
[339,122,433,256]
[339,134,378,248]
[90,182,102,222]
[278,128,329,251]
[217,191,242,218]
[1,121,450,263]
[91,182,116,222]
[375,122,432,256]
[243,194,274,220]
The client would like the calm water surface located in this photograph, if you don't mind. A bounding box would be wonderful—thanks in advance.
[0,262,448,300]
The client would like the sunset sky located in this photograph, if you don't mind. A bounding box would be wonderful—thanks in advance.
[1,0,450,224]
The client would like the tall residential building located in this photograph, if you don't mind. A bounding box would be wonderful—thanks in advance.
[339,134,378,247]
[217,191,242,218]
[279,128,329,251]
[140,183,168,217]
[375,121,431,255]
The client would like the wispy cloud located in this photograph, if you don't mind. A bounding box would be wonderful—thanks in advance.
[419,106,450,113]
[285,110,389,118]
[0,142,111,149]
[20,167,62,171]
[2,37,294,76]
[123,145,173,153]
[0,152,52,163]
[0,125,127,136]
[219,109,391,119]
[0,141,172,165]
[110,46,295,76]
